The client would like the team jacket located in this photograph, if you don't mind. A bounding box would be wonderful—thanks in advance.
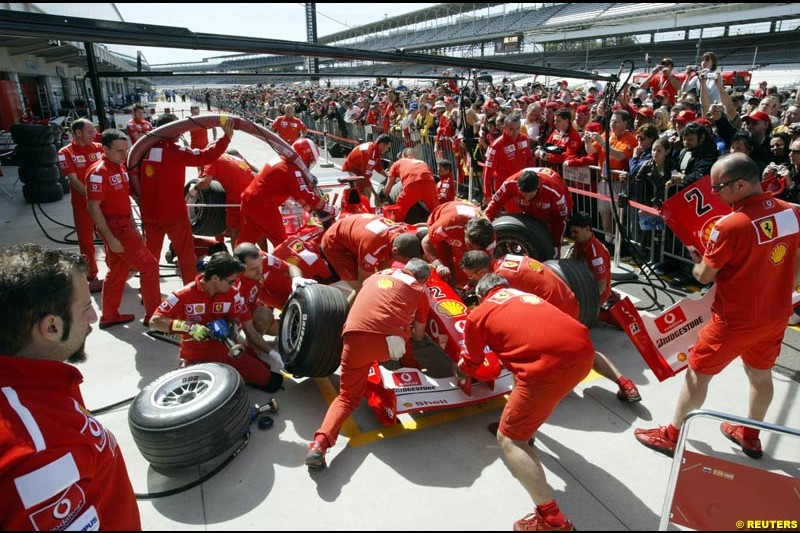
[233,252,293,311]
[573,234,612,303]
[57,140,104,195]
[493,254,580,320]
[241,156,322,211]
[86,156,132,219]
[341,141,384,180]
[271,115,307,144]
[0,357,141,530]
[325,214,411,273]
[483,132,535,196]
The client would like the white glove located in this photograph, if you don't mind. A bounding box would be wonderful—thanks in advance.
[291,277,318,292]
[386,335,406,361]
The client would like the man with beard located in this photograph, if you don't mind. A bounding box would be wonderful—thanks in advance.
[0,244,141,530]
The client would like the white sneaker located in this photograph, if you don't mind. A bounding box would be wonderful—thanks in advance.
[789,314,800,326]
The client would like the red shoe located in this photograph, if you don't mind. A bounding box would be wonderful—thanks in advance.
[514,513,575,531]
[305,441,328,469]
[87,278,104,294]
[99,314,135,329]
[634,425,677,457]
[616,377,642,403]
[720,422,762,458]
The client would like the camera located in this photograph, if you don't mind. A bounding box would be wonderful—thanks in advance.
[686,65,698,73]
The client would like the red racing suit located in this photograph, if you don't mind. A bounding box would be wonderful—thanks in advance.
[233,251,293,312]
[153,275,274,387]
[271,114,307,144]
[139,137,230,284]
[58,140,104,279]
[320,214,411,281]
[493,254,580,320]
[426,200,481,285]
[437,170,456,204]
[0,357,141,530]
[238,156,323,248]
[485,167,572,257]
[483,132,535,197]
[86,156,161,319]
[572,234,612,304]
[460,287,593,441]
[342,141,385,196]
[315,267,430,446]
[272,227,334,281]
[387,158,439,222]
[126,117,152,142]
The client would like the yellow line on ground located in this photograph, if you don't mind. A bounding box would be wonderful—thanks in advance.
[313,368,604,448]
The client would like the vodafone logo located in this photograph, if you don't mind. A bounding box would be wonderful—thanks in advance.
[392,371,422,387]
[654,307,687,333]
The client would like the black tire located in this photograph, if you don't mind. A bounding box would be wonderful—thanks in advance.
[11,124,55,145]
[545,259,600,327]
[19,164,60,184]
[15,144,58,166]
[279,284,349,377]
[492,214,554,261]
[22,182,64,204]
[128,363,252,471]
[185,178,227,236]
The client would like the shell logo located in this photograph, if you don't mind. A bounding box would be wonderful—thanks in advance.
[770,243,788,265]
[437,299,466,317]
[144,164,155,177]
[285,256,299,267]
[403,402,413,408]
[377,278,394,289]
[700,218,719,246]
[677,352,688,362]
[527,260,543,271]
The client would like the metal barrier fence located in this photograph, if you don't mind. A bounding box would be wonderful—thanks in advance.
[210,103,705,272]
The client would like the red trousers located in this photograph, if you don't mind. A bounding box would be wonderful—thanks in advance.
[237,201,286,250]
[143,218,197,285]
[181,343,273,387]
[315,332,390,446]
[71,195,99,279]
[103,218,161,318]
[395,180,438,223]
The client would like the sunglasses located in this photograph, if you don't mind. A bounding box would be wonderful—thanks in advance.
[711,179,739,193]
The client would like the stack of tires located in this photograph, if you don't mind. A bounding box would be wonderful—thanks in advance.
[12,124,65,204]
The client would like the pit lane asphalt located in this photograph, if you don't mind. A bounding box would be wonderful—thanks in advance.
[1,100,797,530]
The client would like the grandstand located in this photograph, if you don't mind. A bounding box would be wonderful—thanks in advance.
[152,2,800,84]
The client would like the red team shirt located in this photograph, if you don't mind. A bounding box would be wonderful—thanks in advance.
[437,171,456,204]
[154,275,252,359]
[387,158,436,188]
[493,254,581,320]
[233,252,293,311]
[242,156,322,211]
[126,117,153,139]
[138,137,230,223]
[573,234,612,303]
[343,267,430,339]
[0,358,140,530]
[57,141,104,192]
[342,142,384,181]
[321,214,411,279]
[271,115,307,144]
[543,127,583,164]
[483,132,535,196]
[86,156,132,218]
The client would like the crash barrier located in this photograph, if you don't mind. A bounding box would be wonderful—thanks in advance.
[659,409,800,531]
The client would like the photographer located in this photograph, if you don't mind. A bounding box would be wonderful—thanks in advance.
[681,52,722,104]
[535,108,582,165]
[641,58,681,106]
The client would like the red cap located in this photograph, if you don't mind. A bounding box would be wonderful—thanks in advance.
[742,110,771,124]
[636,107,654,118]
[673,109,697,124]
[545,101,561,110]
[483,98,498,109]
[445,96,455,104]
[576,105,590,115]
[559,79,569,85]
[655,90,671,100]
[585,96,596,104]
[328,101,337,107]
[585,122,603,133]
[694,117,713,128]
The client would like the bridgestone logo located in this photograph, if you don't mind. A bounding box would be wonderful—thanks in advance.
[395,385,436,393]
[655,316,704,348]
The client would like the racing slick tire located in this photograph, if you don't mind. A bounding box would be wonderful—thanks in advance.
[128,363,252,471]
[185,178,227,236]
[11,123,55,145]
[279,284,349,377]
[545,259,600,327]
[492,214,553,261]
[22,182,64,204]
[15,144,58,166]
